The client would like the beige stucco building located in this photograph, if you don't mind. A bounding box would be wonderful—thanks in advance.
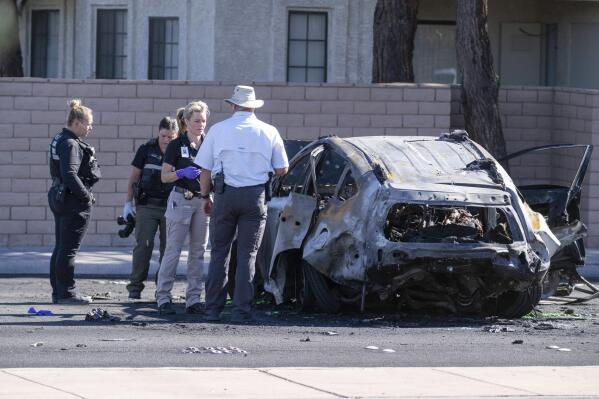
[16,0,599,89]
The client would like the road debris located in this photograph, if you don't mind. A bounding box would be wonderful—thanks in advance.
[323,331,339,336]
[512,340,524,344]
[91,292,112,300]
[183,346,248,355]
[27,307,54,316]
[132,321,147,327]
[365,346,379,350]
[483,325,515,333]
[85,308,120,322]
[300,337,311,342]
[382,349,396,353]
[545,345,572,352]
[100,338,135,342]
[30,342,44,347]
[76,344,87,348]
[533,322,575,330]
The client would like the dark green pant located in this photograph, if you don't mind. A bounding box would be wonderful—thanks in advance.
[127,205,166,294]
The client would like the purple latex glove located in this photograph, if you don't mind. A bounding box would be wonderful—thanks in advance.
[175,166,200,179]
[28,307,54,316]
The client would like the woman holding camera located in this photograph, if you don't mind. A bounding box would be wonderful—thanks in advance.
[155,101,210,315]
[122,117,178,300]
[48,99,101,304]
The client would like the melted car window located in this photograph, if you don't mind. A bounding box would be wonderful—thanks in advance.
[313,150,347,199]
[338,169,357,201]
[278,155,311,196]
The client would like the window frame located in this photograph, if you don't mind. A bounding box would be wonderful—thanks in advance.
[148,17,179,80]
[30,9,59,78]
[96,8,128,79]
[286,11,328,83]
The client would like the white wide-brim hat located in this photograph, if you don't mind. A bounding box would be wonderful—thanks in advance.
[224,85,264,109]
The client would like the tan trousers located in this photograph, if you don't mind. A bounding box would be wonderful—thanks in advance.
[156,190,210,307]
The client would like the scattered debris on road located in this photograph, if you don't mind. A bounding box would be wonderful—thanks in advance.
[85,308,120,322]
[323,331,339,336]
[91,292,112,300]
[300,337,310,342]
[483,325,515,333]
[30,342,44,347]
[183,346,247,355]
[365,346,379,350]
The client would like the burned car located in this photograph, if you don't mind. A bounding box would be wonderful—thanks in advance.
[247,132,591,318]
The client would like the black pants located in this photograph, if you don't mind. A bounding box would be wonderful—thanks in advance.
[49,195,91,300]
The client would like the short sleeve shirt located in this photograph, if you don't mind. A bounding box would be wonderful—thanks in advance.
[131,144,148,169]
[194,112,289,187]
[163,132,202,192]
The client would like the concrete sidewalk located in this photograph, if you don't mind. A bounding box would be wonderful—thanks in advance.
[2,366,598,398]
[2,246,599,279]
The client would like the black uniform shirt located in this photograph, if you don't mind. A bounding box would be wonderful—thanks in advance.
[131,139,173,199]
[163,132,201,193]
[49,128,100,202]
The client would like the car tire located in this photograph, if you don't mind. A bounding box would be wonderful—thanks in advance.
[496,282,542,319]
[302,260,341,313]
[295,260,316,311]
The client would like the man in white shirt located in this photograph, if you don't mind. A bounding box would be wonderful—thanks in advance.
[195,85,288,322]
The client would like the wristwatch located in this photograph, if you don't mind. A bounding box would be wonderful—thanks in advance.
[200,193,210,199]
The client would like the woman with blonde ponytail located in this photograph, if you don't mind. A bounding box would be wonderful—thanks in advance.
[48,99,101,304]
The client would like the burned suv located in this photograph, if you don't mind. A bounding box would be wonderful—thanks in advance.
[249,131,591,318]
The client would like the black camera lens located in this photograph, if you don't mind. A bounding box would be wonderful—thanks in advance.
[116,214,135,238]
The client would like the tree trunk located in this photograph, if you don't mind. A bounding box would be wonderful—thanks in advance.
[456,0,506,159]
[372,0,419,83]
[0,0,24,77]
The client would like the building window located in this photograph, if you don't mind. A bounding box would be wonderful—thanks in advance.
[287,11,327,83]
[414,21,457,84]
[148,18,179,80]
[96,9,127,79]
[31,10,59,78]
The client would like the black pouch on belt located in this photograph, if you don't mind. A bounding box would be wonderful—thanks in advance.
[213,171,225,194]
[48,183,66,213]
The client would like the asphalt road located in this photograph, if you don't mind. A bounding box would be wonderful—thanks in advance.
[1,277,598,368]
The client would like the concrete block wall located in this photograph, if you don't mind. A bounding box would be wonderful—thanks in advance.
[0,78,452,247]
[1,78,599,247]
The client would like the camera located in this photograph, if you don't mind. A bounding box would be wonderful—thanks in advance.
[116,214,136,238]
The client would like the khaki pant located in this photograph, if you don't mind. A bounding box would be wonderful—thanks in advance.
[155,190,210,307]
[127,205,166,295]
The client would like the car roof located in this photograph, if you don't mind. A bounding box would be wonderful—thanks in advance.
[344,135,501,187]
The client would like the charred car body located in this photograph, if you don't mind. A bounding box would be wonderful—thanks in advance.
[248,132,591,318]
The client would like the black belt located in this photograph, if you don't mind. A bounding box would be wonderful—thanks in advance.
[224,183,264,189]
[173,186,201,198]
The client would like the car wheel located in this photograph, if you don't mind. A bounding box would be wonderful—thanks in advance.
[295,260,316,311]
[302,260,341,313]
[496,282,542,319]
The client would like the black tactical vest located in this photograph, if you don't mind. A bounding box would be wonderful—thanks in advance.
[49,129,101,188]
[138,138,173,201]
